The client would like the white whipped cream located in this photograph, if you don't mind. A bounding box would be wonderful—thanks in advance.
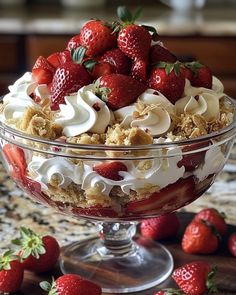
[1,72,39,122]
[175,78,225,121]
[114,89,174,136]
[193,145,225,181]
[55,84,111,137]
[28,156,84,189]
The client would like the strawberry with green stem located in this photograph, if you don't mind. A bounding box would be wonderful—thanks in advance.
[40,274,102,295]
[96,73,147,110]
[172,261,218,295]
[50,46,92,110]
[184,61,212,89]
[117,6,157,82]
[148,61,185,103]
[12,227,60,273]
[0,250,24,293]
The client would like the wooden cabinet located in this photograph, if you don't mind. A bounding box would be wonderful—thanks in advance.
[1,34,236,98]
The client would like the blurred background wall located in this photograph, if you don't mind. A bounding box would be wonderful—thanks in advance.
[0,0,236,97]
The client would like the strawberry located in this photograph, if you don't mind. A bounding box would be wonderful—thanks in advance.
[193,208,227,236]
[177,141,210,172]
[12,227,60,273]
[72,205,118,218]
[2,144,26,180]
[67,34,81,51]
[172,261,217,295]
[150,44,177,64]
[79,20,116,57]
[181,219,220,254]
[40,274,102,295]
[140,213,180,240]
[91,61,115,79]
[0,250,24,293]
[50,47,92,110]
[117,7,156,82]
[93,161,128,180]
[32,55,55,85]
[228,232,236,257]
[182,66,193,81]
[47,50,71,68]
[148,61,185,103]
[100,48,131,75]
[97,74,147,110]
[185,61,212,89]
[126,177,195,216]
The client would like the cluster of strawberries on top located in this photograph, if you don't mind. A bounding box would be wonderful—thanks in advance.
[31,6,212,112]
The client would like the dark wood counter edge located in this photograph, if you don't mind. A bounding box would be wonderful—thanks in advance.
[16,212,236,295]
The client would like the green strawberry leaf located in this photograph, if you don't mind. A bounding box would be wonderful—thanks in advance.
[40,278,59,295]
[11,227,46,261]
[206,266,218,293]
[71,46,87,65]
[0,250,18,271]
[117,6,133,23]
[84,59,98,72]
[185,61,203,77]
[133,7,143,22]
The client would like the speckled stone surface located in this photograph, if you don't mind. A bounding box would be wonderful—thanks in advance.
[0,146,236,251]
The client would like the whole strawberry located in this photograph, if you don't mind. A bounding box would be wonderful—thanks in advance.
[47,50,71,69]
[117,6,156,82]
[148,61,185,103]
[79,20,116,57]
[40,274,102,295]
[100,48,132,75]
[0,250,24,293]
[228,232,236,257]
[140,213,180,240]
[182,220,220,254]
[150,44,177,64]
[67,33,81,51]
[12,227,60,273]
[50,46,92,110]
[193,208,227,236]
[172,261,217,295]
[97,73,147,110]
[185,61,212,89]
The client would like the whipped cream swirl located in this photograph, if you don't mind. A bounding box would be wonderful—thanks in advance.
[114,89,174,136]
[55,85,112,137]
[1,72,39,122]
[175,78,225,121]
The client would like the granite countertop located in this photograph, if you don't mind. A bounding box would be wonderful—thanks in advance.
[0,143,236,251]
[0,3,236,35]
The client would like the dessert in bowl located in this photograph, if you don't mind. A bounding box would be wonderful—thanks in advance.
[0,7,236,293]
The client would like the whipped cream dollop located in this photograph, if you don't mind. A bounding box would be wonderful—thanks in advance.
[114,89,174,136]
[28,156,85,189]
[175,78,225,121]
[55,85,112,137]
[1,72,39,122]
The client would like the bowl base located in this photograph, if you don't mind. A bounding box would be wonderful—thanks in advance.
[60,236,174,293]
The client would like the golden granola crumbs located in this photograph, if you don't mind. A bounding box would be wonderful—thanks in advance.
[17,107,62,139]
[67,133,105,145]
[208,112,232,133]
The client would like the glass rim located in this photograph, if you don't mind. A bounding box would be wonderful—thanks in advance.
[0,96,236,152]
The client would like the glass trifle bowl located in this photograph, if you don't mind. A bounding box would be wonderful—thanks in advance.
[0,93,236,293]
[1,6,236,292]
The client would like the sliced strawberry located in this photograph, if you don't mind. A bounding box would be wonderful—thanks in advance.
[150,44,177,64]
[177,141,211,171]
[47,50,71,68]
[72,206,118,218]
[32,56,55,85]
[99,48,131,75]
[126,177,195,215]
[97,74,147,110]
[2,144,26,180]
[93,161,128,181]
